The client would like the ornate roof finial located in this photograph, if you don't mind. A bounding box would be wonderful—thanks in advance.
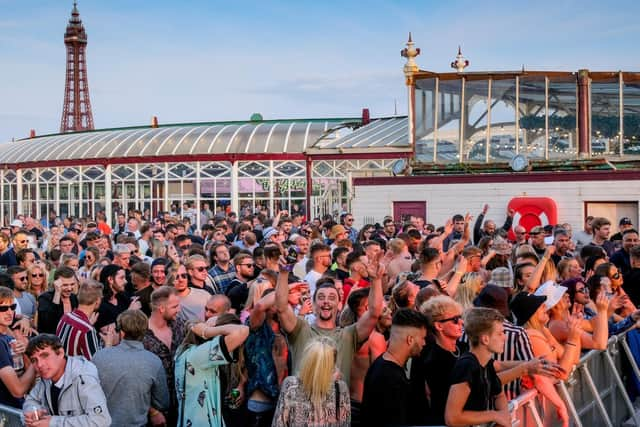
[401,32,420,79]
[451,45,469,73]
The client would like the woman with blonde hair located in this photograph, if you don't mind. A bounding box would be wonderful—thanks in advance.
[273,337,350,427]
[26,262,49,298]
[453,272,484,310]
[557,258,582,281]
[240,270,276,323]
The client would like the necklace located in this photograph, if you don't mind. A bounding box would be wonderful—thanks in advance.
[449,347,460,358]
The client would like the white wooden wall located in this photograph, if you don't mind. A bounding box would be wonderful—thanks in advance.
[352,179,640,232]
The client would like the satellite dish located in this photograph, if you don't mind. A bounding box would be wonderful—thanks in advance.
[510,154,529,172]
[392,158,408,176]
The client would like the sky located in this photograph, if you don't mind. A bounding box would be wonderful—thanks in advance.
[1,0,639,142]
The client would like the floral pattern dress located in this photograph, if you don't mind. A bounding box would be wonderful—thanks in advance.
[272,376,351,427]
[175,336,233,427]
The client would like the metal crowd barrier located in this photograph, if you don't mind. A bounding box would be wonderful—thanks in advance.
[0,403,23,427]
[508,329,640,427]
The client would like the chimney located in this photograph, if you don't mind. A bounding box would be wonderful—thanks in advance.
[362,108,370,125]
[151,116,159,128]
[29,129,36,138]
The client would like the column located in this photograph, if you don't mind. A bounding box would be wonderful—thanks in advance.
[105,164,112,226]
[231,161,239,214]
[578,69,590,157]
[16,169,23,216]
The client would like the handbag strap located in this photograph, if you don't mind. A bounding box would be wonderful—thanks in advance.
[334,381,340,419]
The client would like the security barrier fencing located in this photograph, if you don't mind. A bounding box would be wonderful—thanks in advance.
[508,329,640,427]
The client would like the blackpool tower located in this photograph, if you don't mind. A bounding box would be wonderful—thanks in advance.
[60,2,94,133]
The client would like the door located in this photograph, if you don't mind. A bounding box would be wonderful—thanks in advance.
[585,202,639,234]
[393,201,426,224]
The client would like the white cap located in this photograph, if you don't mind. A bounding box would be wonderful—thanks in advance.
[534,280,567,310]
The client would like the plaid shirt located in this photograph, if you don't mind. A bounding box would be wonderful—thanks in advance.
[209,263,237,294]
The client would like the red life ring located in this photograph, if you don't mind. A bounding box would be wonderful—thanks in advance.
[507,197,558,240]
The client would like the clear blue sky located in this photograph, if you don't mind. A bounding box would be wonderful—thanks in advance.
[1,0,639,142]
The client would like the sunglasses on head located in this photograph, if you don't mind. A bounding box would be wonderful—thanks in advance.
[0,304,17,312]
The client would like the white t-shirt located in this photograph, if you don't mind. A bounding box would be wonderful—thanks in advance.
[303,270,323,295]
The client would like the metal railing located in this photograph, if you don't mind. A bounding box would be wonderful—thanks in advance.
[0,403,23,427]
[508,329,640,427]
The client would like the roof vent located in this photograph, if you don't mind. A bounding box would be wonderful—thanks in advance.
[29,129,36,139]
[151,116,159,128]
[362,108,370,125]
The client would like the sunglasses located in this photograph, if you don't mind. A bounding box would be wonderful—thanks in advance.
[193,266,207,272]
[176,273,188,279]
[179,245,191,250]
[576,287,590,294]
[31,273,45,278]
[436,315,463,324]
[240,263,255,268]
[16,276,27,282]
[0,304,17,312]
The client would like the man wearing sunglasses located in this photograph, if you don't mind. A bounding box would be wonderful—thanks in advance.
[0,286,36,409]
[8,266,36,322]
[186,255,218,295]
[225,254,256,313]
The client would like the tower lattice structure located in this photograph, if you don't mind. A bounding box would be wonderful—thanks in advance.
[60,2,94,133]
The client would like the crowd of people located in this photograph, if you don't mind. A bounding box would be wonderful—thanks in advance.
[0,204,638,426]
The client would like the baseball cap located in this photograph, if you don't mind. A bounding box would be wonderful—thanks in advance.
[620,217,633,226]
[529,226,545,235]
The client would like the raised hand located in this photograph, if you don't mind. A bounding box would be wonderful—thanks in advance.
[595,291,610,312]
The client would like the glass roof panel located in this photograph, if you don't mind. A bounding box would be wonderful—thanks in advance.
[225,124,251,154]
[266,123,290,152]
[108,129,154,158]
[0,119,356,164]
[188,125,223,154]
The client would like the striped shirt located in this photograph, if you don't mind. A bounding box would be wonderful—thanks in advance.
[56,309,101,361]
[461,320,534,399]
